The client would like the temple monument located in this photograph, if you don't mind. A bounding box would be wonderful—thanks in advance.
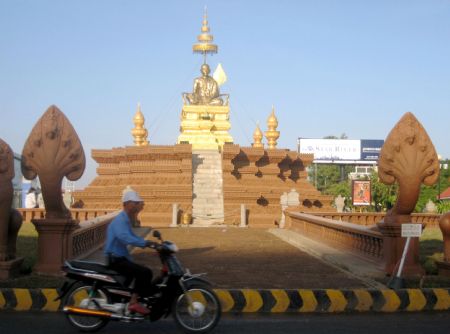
[73,11,333,227]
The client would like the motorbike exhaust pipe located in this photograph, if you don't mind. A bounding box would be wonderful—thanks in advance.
[63,306,145,322]
[63,306,113,318]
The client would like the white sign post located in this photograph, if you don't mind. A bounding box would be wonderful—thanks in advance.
[388,223,422,289]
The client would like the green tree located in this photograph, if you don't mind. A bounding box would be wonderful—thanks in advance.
[369,171,397,212]
[324,180,352,210]
[309,134,353,191]
[313,164,340,191]
[416,159,450,212]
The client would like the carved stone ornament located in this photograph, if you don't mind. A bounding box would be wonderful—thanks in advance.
[0,138,14,261]
[21,105,86,219]
[378,112,439,222]
[334,194,346,213]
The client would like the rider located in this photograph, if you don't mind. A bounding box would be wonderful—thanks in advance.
[104,190,153,315]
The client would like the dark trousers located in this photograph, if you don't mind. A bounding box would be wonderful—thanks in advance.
[108,256,153,297]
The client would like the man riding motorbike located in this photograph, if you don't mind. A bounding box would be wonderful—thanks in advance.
[104,190,153,315]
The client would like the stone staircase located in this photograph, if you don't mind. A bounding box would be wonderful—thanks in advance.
[192,149,224,226]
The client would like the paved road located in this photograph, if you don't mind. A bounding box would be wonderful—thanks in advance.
[1,311,449,334]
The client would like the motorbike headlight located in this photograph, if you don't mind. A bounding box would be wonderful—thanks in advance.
[164,241,178,253]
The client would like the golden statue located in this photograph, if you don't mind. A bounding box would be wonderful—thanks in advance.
[177,9,233,149]
[186,64,223,106]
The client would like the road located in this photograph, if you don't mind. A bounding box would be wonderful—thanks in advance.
[0,311,449,334]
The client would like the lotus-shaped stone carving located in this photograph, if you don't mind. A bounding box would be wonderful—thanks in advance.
[378,112,439,219]
[21,105,85,219]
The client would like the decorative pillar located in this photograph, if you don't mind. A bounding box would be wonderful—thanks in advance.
[21,105,86,275]
[279,192,288,228]
[240,204,247,227]
[264,106,280,149]
[171,203,179,227]
[131,103,149,146]
[252,123,264,148]
[32,218,78,275]
[376,112,440,277]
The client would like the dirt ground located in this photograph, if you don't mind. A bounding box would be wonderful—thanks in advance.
[132,227,369,289]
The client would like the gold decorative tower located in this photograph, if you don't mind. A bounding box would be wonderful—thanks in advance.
[131,103,149,146]
[265,106,280,149]
[193,7,218,63]
[177,9,233,150]
[252,123,264,148]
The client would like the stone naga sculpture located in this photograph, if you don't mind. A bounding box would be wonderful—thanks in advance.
[21,105,86,219]
[378,112,439,222]
[0,138,20,261]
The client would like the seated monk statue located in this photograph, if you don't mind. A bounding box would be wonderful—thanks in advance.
[186,64,223,106]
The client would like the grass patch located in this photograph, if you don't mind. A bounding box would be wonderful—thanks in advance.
[419,227,444,275]
[0,222,64,288]
[15,222,38,274]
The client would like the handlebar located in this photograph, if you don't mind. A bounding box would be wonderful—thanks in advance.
[145,230,178,253]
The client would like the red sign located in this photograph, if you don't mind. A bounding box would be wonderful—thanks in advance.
[352,180,371,206]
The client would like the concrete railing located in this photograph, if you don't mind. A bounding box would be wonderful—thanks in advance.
[305,212,441,228]
[17,208,120,260]
[17,208,45,222]
[285,211,383,262]
[17,208,117,223]
[71,211,120,259]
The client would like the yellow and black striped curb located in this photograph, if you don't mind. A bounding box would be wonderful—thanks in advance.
[1,288,450,313]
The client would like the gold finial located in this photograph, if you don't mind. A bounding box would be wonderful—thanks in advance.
[131,103,149,146]
[265,106,280,149]
[192,7,218,63]
[252,122,264,148]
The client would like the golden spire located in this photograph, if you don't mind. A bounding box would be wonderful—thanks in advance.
[252,122,264,148]
[131,103,149,146]
[192,7,218,63]
[265,106,280,149]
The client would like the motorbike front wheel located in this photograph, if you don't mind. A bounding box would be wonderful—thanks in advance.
[63,283,110,332]
[173,285,221,333]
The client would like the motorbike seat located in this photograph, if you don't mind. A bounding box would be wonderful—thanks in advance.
[68,260,120,276]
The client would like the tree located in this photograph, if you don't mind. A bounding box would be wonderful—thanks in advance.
[369,171,397,212]
[309,134,353,191]
[324,180,351,210]
[416,158,450,212]
[321,171,397,212]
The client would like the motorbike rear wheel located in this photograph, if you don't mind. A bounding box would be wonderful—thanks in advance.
[173,285,221,333]
[63,283,110,332]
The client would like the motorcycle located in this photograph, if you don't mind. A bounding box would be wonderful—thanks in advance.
[56,230,221,333]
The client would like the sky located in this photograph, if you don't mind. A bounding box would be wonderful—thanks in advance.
[1,0,449,188]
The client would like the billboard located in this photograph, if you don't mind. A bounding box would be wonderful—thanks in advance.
[298,139,360,161]
[360,139,384,161]
[298,138,384,164]
[352,180,371,206]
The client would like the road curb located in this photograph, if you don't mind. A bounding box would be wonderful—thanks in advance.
[1,288,450,313]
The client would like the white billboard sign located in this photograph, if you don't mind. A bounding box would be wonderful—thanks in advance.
[299,139,361,161]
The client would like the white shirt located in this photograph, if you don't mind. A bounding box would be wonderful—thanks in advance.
[25,192,37,208]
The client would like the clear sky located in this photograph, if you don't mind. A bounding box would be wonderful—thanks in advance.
[1,0,449,188]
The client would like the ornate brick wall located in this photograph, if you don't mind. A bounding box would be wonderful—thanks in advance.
[75,143,333,228]
[73,144,193,227]
[222,144,334,227]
